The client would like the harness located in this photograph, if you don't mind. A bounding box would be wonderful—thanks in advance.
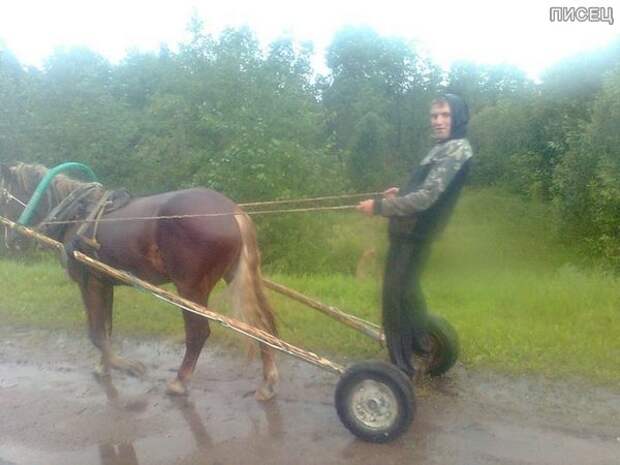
[38,184,132,250]
[1,163,133,273]
[0,181,28,249]
[0,184,28,209]
[38,183,104,242]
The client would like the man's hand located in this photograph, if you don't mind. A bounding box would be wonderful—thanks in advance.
[356,199,375,216]
[383,187,399,199]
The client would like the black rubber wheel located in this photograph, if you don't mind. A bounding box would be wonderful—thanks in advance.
[335,360,415,443]
[424,314,460,377]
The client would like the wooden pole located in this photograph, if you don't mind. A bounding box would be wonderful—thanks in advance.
[263,278,385,344]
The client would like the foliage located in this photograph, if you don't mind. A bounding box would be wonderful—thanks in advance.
[1,27,619,268]
[552,67,620,266]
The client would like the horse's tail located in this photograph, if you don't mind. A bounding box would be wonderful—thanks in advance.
[229,210,278,339]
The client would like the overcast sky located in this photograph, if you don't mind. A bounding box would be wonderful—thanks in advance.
[0,0,618,79]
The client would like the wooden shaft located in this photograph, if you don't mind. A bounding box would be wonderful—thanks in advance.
[1,219,64,251]
[263,278,385,343]
[0,215,345,375]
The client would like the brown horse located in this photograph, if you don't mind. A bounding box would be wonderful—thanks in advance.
[0,163,278,399]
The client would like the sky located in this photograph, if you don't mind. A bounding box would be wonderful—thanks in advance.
[0,0,618,79]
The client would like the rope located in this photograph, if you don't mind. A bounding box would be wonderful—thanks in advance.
[2,186,379,226]
[239,191,380,208]
[0,188,28,208]
[39,204,359,226]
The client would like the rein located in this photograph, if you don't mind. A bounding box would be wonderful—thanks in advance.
[0,186,28,208]
[37,190,382,226]
[39,203,361,226]
[0,184,28,249]
[1,178,380,227]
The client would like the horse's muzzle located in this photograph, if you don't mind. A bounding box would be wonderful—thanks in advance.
[3,226,27,251]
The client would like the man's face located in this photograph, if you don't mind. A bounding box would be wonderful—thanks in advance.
[430,102,452,142]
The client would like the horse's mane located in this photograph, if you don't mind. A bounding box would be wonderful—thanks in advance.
[12,162,88,196]
[10,162,103,220]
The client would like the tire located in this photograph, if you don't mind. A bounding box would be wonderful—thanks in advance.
[335,360,415,443]
[424,314,459,377]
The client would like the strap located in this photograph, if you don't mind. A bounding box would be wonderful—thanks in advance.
[75,190,112,251]
[39,183,102,239]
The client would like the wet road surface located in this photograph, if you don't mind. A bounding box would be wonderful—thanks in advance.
[1,327,619,465]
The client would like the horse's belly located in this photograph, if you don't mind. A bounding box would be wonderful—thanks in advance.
[97,225,170,285]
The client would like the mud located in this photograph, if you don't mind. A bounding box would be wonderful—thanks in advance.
[0,326,618,465]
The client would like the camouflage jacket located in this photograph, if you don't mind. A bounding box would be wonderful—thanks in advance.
[374,138,473,217]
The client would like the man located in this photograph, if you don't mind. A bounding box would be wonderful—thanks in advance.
[357,93,473,377]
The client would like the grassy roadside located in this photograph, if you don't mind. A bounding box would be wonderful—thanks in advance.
[1,188,619,384]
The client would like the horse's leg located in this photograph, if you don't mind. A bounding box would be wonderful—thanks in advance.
[166,285,211,396]
[78,275,145,377]
[255,344,279,401]
[78,275,115,377]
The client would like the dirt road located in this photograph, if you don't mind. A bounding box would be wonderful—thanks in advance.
[1,326,618,465]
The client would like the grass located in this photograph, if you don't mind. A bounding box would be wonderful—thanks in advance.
[1,188,619,384]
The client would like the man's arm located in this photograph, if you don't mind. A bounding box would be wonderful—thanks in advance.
[356,187,399,216]
[374,142,472,217]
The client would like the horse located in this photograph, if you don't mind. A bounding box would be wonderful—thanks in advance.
[0,162,279,400]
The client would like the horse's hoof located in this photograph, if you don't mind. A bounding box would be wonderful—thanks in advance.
[255,384,276,402]
[110,356,146,377]
[166,379,189,396]
[93,362,111,379]
[123,360,146,378]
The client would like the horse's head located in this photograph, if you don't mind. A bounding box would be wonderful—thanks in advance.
[1,163,27,222]
[0,162,48,249]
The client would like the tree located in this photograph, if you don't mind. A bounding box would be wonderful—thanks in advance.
[552,66,620,266]
[0,49,36,162]
[322,26,442,186]
[348,112,388,190]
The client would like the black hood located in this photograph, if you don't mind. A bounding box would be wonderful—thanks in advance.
[439,93,469,140]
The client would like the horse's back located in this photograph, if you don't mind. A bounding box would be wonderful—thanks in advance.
[108,187,235,216]
[96,188,242,284]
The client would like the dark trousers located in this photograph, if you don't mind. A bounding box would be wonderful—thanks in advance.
[382,237,432,377]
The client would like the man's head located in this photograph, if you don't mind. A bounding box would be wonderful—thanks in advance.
[430,93,469,142]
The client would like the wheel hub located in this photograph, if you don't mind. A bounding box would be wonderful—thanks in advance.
[350,380,397,430]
